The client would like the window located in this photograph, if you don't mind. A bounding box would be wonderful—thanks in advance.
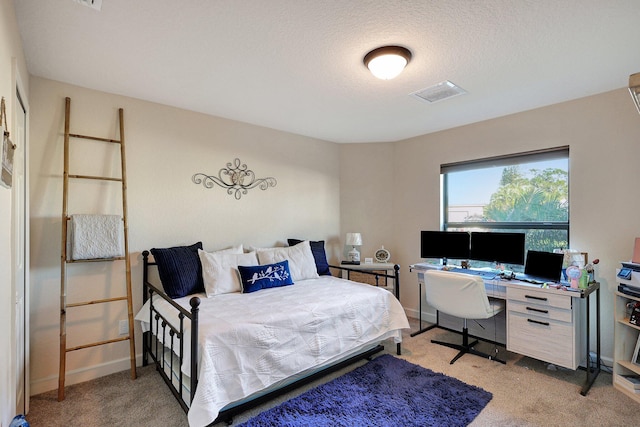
[442,147,569,270]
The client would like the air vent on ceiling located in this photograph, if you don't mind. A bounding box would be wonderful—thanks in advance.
[410,81,466,104]
[73,0,102,11]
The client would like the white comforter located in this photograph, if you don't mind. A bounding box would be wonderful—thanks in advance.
[135,275,409,427]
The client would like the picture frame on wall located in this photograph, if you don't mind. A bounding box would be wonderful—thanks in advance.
[632,334,640,366]
[1,123,15,188]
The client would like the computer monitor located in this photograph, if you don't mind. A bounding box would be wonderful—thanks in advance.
[524,250,565,282]
[469,232,526,266]
[420,230,470,263]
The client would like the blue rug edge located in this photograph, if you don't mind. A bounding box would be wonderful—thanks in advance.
[237,354,493,427]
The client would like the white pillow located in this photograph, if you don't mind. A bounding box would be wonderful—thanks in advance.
[256,240,320,281]
[199,249,258,296]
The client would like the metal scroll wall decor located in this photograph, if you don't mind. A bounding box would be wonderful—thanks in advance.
[192,158,277,200]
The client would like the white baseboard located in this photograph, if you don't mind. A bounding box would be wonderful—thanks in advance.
[30,354,144,396]
[30,322,613,397]
[404,307,436,325]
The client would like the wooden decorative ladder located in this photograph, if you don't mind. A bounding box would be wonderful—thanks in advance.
[58,97,136,401]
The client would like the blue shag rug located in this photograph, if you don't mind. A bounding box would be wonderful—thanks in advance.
[238,354,492,427]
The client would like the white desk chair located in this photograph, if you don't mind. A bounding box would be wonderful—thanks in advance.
[424,269,506,365]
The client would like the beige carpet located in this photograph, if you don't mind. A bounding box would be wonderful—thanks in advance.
[27,321,638,426]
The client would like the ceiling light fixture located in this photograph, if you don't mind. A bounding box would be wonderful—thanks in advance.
[629,72,640,114]
[363,46,412,80]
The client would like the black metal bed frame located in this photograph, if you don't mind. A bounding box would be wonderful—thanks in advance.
[141,251,402,425]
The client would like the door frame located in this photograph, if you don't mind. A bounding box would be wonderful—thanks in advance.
[13,60,29,415]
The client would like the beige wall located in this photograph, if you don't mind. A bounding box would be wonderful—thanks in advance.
[28,77,341,394]
[339,142,395,259]
[341,88,640,362]
[1,1,30,423]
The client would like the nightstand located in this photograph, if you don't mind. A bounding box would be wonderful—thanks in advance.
[341,262,397,292]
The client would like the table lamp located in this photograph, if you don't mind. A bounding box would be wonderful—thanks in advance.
[346,233,362,263]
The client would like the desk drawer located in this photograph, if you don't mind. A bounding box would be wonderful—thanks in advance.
[508,300,572,323]
[507,311,575,369]
[507,287,572,310]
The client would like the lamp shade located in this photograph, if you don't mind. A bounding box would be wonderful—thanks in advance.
[629,73,640,114]
[345,232,363,246]
[363,46,411,80]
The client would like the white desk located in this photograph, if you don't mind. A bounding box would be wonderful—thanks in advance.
[410,263,601,395]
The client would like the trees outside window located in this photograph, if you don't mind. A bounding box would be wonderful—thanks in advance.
[442,148,569,269]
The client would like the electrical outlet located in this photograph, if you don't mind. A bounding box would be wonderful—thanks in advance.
[119,319,128,335]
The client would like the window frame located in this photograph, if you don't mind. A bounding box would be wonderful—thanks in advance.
[441,146,570,243]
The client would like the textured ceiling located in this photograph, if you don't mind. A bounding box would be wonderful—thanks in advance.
[13,0,640,143]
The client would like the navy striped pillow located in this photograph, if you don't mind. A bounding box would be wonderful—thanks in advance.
[150,242,204,298]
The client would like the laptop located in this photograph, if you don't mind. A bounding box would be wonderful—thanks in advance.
[516,250,564,283]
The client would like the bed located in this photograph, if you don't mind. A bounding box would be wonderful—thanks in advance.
[135,240,409,427]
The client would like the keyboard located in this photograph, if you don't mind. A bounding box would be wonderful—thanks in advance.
[514,274,553,284]
[448,268,498,279]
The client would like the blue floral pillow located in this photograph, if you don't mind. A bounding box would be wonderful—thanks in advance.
[238,260,294,293]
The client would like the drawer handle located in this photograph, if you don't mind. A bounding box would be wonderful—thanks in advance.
[526,307,549,314]
[524,294,548,301]
[527,318,550,326]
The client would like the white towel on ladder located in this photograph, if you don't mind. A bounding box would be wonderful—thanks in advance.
[70,214,124,260]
